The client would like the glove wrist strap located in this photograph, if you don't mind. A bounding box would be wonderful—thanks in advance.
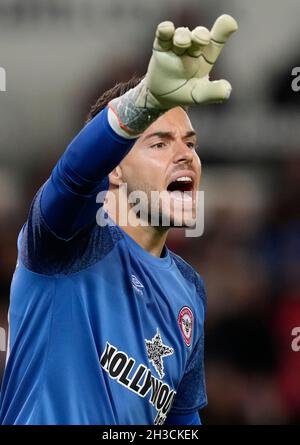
[108,81,164,137]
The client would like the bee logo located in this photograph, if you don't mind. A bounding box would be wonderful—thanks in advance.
[178,306,193,347]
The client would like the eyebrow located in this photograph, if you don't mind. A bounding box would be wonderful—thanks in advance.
[143,130,197,141]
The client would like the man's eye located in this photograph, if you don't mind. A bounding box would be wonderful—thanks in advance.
[151,142,165,149]
[186,142,196,149]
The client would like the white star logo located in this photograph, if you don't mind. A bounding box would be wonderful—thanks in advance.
[145,329,174,379]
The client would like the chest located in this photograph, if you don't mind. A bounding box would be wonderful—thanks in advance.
[75,254,201,390]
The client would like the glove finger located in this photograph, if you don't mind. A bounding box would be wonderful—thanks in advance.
[211,14,238,43]
[202,14,238,64]
[172,27,192,55]
[188,26,210,57]
[153,21,175,51]
[191,78,232,104]
[193,56,214,78]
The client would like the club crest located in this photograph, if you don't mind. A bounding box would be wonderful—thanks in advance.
[178,306,193,346]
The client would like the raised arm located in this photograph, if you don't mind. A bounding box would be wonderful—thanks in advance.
[27,15,238,245]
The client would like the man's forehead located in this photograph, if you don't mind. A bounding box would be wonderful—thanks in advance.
[142,107,195,137]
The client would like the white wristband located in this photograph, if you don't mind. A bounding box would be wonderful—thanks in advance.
[107,108,138,140]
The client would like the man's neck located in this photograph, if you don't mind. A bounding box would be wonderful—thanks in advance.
[121,223,168,257]
[104,209,167,257]
[104,190,169,257]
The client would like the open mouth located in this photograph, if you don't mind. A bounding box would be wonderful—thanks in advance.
[167,176,194,193]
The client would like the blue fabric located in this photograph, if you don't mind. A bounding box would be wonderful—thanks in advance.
[41,107,135,240]
[0,108,207,425]
[165,412,201,425]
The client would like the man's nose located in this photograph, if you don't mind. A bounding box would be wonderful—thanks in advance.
[173,140,194,164]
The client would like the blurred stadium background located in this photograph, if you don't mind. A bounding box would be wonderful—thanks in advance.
[0,0,300,424]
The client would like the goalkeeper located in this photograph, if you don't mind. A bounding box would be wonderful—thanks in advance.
[0,14,237,425]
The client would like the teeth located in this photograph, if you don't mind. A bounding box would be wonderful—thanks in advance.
[175,176,192,182]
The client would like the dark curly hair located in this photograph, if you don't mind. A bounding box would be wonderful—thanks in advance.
[86,75,143,124]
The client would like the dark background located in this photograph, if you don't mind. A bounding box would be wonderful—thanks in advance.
[0,0,300,424]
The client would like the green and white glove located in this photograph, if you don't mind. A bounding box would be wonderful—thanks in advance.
[109,14,238,137]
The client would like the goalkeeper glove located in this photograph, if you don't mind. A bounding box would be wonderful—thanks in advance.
[108,14,238,136]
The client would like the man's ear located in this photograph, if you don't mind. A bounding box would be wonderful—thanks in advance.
[109,166,123,187]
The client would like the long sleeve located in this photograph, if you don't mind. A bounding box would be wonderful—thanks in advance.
[40,106,136,240]
[19,107,137,275]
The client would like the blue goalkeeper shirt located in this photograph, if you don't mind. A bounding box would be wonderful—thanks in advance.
[0,107,207,425]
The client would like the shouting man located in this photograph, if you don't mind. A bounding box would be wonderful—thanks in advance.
[0,15,237,425]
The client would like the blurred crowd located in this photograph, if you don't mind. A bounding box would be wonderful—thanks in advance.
[0,0,300,425]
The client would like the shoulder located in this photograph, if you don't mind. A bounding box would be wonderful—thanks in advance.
[169,250,207,310]
[20,188,124,275]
